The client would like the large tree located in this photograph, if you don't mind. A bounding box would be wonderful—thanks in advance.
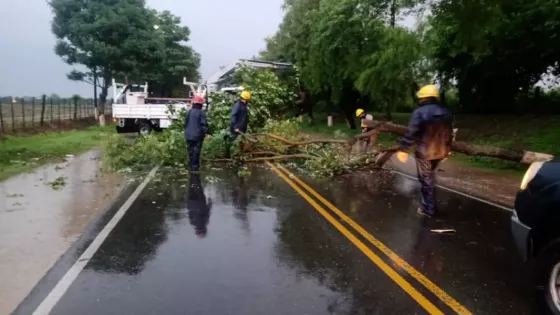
[356,26,430,119]
[140,10,201,97]
[428,0,560,113]
[261,0,429,125]
[50,0,200,124]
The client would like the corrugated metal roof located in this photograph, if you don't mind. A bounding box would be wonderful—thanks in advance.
[206,59,293,85]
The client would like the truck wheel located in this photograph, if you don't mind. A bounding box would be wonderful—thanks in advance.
[138,122,152,136]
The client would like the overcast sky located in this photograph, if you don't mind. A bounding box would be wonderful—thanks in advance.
[0,0,284,97]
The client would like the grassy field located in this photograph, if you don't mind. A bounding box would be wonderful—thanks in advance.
[299,113,560,173]
[0,125,114,181]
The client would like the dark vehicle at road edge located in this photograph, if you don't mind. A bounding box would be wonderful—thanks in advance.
[512,160,560,314]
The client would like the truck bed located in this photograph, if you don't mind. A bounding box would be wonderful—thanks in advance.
[112,103,190,119]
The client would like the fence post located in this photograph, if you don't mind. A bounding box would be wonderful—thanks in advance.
[58,98,61,125]
[73,97,78,120]
[0,101,4,135]
[11,98,15,133]
[40,95,46,126]
[50,98,54,122]
[21,98,26,130]
[32,97,36,127]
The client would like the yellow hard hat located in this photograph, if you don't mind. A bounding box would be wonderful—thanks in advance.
[416,84,440,99]
[355,108,365,117]
[240,90,251,100]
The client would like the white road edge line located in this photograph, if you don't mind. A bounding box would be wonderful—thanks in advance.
[32,166,160,315]
[389,169,514,212]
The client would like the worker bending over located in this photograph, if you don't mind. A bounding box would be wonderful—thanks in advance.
[356,108,374,153]
[184,96,209,172]
[397,85,453,218]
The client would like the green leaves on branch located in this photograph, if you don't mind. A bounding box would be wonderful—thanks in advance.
[207,65,298,133]
[104,65,301,170]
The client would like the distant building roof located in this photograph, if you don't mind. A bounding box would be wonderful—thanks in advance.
[206,59,293,85]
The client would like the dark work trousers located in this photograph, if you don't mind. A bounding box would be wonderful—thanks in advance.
[187,140,203,171]
[416,158,441,215]
[225,133,239,158]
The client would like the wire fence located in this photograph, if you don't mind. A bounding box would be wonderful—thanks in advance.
[0,96,113,135]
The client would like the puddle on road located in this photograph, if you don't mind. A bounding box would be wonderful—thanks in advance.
[0,149,125,315]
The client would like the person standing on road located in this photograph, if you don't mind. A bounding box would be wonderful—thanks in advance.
[184,96,209,172]
[397,85,453,218]
[356,108,375,153]
[230,90,251,140]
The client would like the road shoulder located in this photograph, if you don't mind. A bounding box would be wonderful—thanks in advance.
[0,149,127,315]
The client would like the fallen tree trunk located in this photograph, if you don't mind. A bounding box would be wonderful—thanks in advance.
[355,120,554,164]
[245,154,319,162]
[250,133,347,146]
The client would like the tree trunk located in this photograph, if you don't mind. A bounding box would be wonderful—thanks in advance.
[357,120,554,164]
[98,73,111,126]
[390,0,397,28]
[93,70,98,119]
[342,105,356,129]
[99,86,108,127]
[385,101,393,121]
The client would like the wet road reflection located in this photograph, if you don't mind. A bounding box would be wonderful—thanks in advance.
[41,166,541,315]
[49,167,421,315]
[187,174,212,238]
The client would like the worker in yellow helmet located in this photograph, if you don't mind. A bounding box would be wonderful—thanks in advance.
[225,90,251,157]
[355,108,375,153]
[229,90,251,140]
[397,84,453,218]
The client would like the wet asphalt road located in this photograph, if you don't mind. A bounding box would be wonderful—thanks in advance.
[15,166,543,315]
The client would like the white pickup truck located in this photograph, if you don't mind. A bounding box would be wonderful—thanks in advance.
[112,79,207,134]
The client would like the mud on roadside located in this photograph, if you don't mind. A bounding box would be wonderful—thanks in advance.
[0,149,125,315]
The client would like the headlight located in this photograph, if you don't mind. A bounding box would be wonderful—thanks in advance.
[520,161,545,190]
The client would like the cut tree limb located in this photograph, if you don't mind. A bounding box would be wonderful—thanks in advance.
[355,120,554,164]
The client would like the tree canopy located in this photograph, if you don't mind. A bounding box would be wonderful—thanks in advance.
[50,0,200,120]
[261,0,560,117]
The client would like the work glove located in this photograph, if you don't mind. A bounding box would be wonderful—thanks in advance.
[396,151,409,163]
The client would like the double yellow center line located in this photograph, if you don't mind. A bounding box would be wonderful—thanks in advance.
[266,162,471,315]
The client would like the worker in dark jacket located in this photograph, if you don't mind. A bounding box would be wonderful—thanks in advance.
[184,96,209,172]
[230,90,251,140]
[397,84,453,218]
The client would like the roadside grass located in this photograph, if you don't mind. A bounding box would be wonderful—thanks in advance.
[299,113,560,173]
[0,125,114,181]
